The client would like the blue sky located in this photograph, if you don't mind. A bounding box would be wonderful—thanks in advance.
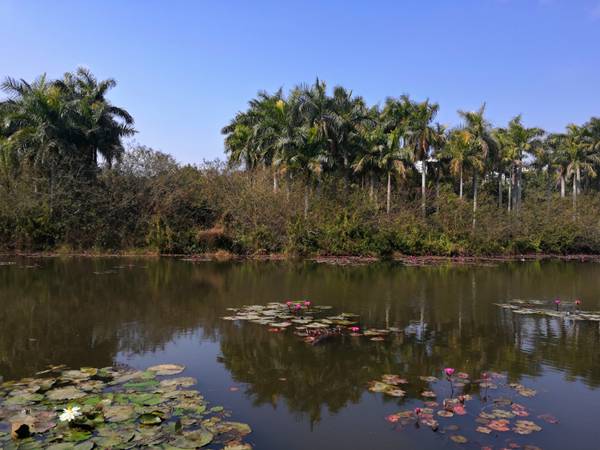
[1,0,599,164]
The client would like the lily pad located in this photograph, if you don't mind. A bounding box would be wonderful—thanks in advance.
[46,386,86,401]
[123,379,160,390]
[147,364,185,376]
[450,435,468,444]
[139,412,162,425]
[160,377,197,389]
[104,405,135,422]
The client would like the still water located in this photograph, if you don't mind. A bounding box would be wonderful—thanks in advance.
[1,257,600,449]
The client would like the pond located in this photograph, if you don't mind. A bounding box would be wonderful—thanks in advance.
[1,257,600,449]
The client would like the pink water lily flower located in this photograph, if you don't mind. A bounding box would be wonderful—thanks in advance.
[304,300,311,306]
[575,299,582,305]
[349,326,360,333]
[444,368,455,377]
[554,299,561,304]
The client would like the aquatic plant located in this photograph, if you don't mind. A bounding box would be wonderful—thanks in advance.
[0,364,252,449]
[221,301,401,345]
[444,367,455,396]
[372,369,555,448]
[496,298,600,322]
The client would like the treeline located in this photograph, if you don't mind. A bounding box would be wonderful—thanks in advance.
[1,70,600,256]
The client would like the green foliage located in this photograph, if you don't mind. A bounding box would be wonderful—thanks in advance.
[2,71,600,257]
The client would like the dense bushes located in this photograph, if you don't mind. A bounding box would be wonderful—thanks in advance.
[2,147,600,257]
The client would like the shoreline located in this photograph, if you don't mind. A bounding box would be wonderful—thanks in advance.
[2,250,600,266]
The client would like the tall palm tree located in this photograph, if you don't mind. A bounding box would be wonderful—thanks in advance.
[55,67,135,169]
[0,75,73,172]
[545,133,570,198]
[444,129,471,199]
[379,127,413,214]
[495,115,544,212]
[457,104,497,229]
[405,99,440,216]
[352,119,383,201]
[561,124,599,213]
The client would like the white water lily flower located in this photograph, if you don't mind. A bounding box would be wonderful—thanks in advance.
[59,405,82,422]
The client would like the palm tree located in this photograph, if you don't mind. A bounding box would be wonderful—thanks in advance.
[444,129,471,199]
[352,121,383,201]
[222,89,287,190]
[457,104,497,229]
[405,98,440,216]
[561,124,599,213]
[495,115,544,212]
[379,127,413,214]
[545,133,570,198]
[55,67,135,169]
[296,80,370,183]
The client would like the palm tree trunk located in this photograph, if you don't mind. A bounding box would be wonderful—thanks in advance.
[508,165,513,212]
[435,175,440,214]
[421,157,426,216]
[577,166,581,195]
[472,171,478,230]
[498,173,502,208]
[560,174,565,198]
[511,165,518,212]
[459,167,463,199]
[386,171,391,215]
[517,165,523,211]
[369,173,374,201]
[304,185,309,220]
[572,171,577,216]
[273,172,278,193]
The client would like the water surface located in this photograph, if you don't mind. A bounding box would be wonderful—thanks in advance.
[1,257,600,449]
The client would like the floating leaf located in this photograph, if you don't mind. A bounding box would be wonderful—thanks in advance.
[46,386,86,401]
[160,377,197,389]
[450,435,468,444]
[123,379,160,390]
[492,409,515,419]
[420,376,438,383]
[147,364,185,376]
[63,429,92,442]
[538,413,559,424]
[223,443,253,450]
[104,405,135,422]
[384,389,405,398]
[368,381,392,393]
[488,419,510,432]
[513,420,542,434]
[180,428,214,447]
[139,412,162,425]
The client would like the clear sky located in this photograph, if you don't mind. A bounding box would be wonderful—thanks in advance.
[1,0,599,164]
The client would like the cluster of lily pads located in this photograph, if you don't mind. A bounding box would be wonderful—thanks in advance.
[495,299,600,322]
[370,369,557,448]
[221,301,400,344]
[0,364,252,449]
